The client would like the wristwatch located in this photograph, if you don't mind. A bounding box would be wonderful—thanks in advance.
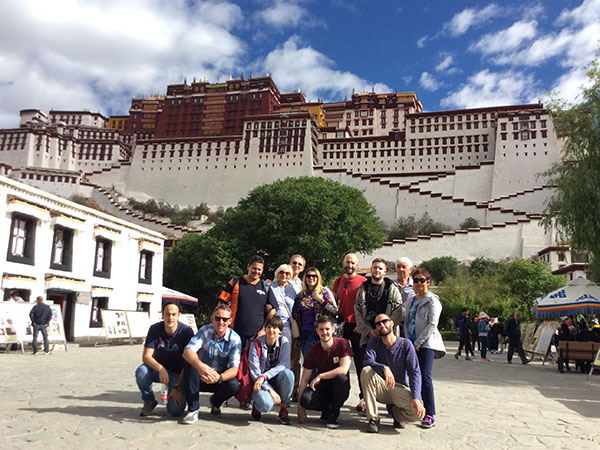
[173,385,182,391]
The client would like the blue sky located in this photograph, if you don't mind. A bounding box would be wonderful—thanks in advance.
[0,0,598,128]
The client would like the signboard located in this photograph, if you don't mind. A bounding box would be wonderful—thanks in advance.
[533,322,558,355]
[101,310,130,339]
[0,303,20,344]
[521,323,537,350]
[126,311,151,339]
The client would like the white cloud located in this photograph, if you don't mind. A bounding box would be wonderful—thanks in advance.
[419,72,440,91]
[260,36,390,102]
[441,69,537,109]
[445,4,501,36]
[557,0,600,26]
[470,20,538,55]
[255,0,312,29]
[417,36,428,48]
[436,55,454,72]
[0,0,244,127]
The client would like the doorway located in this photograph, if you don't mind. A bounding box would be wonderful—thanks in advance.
[47,290,75,341]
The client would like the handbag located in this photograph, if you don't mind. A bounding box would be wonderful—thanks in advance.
[280,294,300,339]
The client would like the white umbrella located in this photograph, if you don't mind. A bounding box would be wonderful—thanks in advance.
[162,287,198,307]
[533,277,600,319]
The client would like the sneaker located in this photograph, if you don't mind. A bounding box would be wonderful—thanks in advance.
[326,414,339,429]
[507,360,512,364]
[181,410,199,425]
[522,359,530,365]
[393,419,405,429]
[465,356,472,361]
[367,418,379,433]
[278,407,291,425]
[319,411,328,422]
[481,357,490,361]
[454,352,459,360]
[355,399,366,413]
[251,405,262,421]
[420,415,435,429]
[140,399,158,417]
[210,395,221,416]
[44,351,52,355]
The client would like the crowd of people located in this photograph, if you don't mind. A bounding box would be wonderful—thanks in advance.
[135,253,447,432]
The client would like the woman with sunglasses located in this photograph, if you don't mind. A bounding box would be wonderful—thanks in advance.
[292,267,338,357]
[267,264,297,361]
[404,268,446,429]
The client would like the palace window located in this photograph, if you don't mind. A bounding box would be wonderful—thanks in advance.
[50,226,74,272]
[93,238,112,278]
[138,251,153,284]
[90,297,109,328]
[7,214,37,265]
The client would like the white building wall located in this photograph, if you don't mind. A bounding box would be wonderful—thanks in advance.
[357,219,553,268]
[0,175,165,340]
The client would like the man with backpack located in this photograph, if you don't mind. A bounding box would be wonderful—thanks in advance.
[180,304,242,425]
[354,258,403,412]
[218,255,277,349]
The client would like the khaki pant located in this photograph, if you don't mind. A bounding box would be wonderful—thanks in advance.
[360,366,420,423]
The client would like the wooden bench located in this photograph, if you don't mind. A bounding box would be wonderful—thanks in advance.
[557,341,600,373]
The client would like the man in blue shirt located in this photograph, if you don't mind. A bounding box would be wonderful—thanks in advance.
[135,301,194,417]
[180,304,242,425]
[361,313,425,433]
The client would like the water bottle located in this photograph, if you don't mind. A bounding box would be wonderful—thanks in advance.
[161,384,168,404]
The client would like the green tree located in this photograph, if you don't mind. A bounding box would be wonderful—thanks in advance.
[388,212,451,240]
[460,217,480,229]
[500,259,565,318]
[208,177,385,281]
[469,257,505,277]
[542,58,600,280]
[163,233,242,315]
[420,256,460,284]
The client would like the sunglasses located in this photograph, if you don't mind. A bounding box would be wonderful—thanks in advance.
[291,261,304,266]
[413,277,428,284]
[214,316,230,322]
[280,272,292,276]
[375,318,391,327]
[344,279,349,289]
[306,274,317,279]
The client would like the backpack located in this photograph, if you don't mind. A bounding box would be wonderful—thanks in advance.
[235,339,261,404]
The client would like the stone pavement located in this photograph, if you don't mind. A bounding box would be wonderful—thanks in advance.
[2,342,599,450]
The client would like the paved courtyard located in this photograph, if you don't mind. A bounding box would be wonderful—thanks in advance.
[2,341,599,450]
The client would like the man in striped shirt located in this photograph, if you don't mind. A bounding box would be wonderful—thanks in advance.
[361,313,425,433]
[180,304,242,425]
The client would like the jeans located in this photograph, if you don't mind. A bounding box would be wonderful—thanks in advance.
[300,374,350,418]
[183,362,239,412]
[135,364,185,417]
[479,335,488,359]
[32,324,49,354]
[239,334,256,351]
[252,369,294,413]
[342,322,363,398]
[300,330,318,357]
[417,347,436,416]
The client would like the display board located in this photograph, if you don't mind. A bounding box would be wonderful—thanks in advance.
[533,322,558,355]
[0,303,67,351]
[524,324,543,353]
[521,323,537,350]
[101,310,131,339]
[0,303,20,344]
[126,311,151,339]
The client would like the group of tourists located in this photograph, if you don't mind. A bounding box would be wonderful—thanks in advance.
[455,308,532,364]
[135,253,446,432]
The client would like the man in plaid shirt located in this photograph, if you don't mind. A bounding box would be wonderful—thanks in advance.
[180,304,242,425]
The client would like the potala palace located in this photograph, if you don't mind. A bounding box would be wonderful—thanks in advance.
[0,75,579,275]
